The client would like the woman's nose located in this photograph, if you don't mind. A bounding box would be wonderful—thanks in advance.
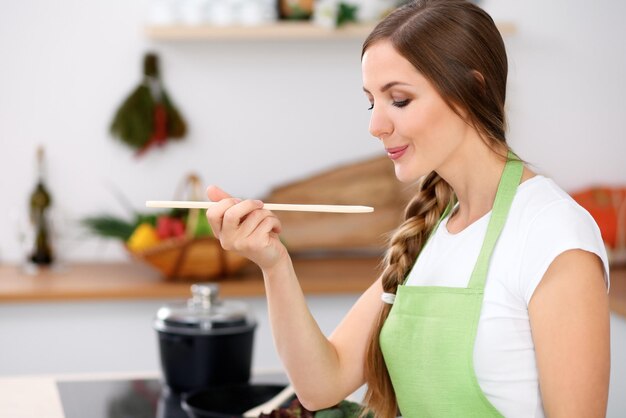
[368,106,392,140]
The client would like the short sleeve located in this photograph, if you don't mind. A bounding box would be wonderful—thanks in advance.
[517,199,610,304]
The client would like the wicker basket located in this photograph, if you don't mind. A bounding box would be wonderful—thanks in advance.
[128,173,250,281]
[129,236,249,281]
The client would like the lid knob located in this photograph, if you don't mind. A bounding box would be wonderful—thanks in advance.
[189,283,219,309]
[154,282,256,334]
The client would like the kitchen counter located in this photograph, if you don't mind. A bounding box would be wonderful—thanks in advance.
[0,374,66,418]
[1,260,625,319]
[0,369,290,418]
[0,257,381,302]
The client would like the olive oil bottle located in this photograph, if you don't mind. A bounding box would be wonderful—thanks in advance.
[29,146,54,266]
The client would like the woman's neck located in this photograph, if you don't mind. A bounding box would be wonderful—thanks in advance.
[438,140,510,234]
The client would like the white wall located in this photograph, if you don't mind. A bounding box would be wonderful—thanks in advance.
[485,0,626,185]
[1,0,625,263]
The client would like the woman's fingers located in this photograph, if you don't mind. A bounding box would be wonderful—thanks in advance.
[206,185,231,202]
[235,208,282,246]
[252,216,283,240]
[205,185,236,239]
[205,197,240,240]
[220,201,282,249]
[220,200,270,250]
[222,200,264,230]
[203,189,285,267]
[237,214,285,268]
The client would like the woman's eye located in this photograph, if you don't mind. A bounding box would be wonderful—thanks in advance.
[367,103,374,110]
[393,99,411,108]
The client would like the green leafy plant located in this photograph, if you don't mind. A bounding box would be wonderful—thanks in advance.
[81,215,136,241]
[336,2,359,27]
[110,52,187,157]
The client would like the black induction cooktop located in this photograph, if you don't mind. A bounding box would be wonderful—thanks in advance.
[57,374,289,418]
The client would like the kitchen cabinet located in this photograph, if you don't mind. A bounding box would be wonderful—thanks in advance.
[144,21,517,41]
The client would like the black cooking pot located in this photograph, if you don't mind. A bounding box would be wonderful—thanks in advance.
[154,283,257,394]
[182,383,288,418]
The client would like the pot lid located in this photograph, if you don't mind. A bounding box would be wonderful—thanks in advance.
[154,283,255,334]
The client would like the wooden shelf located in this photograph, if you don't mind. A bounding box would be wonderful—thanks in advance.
[144,21,517,41]
[145,21,374,40]
[0,257,380,302]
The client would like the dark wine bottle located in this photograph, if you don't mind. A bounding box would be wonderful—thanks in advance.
[29,146,54,266]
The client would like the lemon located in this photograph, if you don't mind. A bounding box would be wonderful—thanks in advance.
[127,223,161,252]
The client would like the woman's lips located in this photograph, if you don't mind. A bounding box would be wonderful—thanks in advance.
[386,145,409,160]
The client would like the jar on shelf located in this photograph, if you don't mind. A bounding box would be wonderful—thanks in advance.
[278,0,314,20]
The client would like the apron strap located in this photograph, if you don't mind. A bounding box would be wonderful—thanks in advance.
[468,151,523,290]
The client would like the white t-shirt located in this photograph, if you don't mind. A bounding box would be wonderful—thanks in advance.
[404,175,609,418]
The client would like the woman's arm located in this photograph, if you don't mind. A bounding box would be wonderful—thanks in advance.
[529,249,610,418]
[205,186,384,410]
[264,262,384,409]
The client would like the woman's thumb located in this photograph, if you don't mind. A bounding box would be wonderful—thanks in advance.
[206,185,232,202]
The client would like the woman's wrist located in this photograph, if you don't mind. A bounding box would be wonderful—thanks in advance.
[261,250,294,281]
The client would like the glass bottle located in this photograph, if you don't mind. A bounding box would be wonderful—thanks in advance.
[29,146,54,266]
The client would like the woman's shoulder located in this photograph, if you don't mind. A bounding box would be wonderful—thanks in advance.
[512,175,595,227]
[510,175,606,260]
[501,175,610,303]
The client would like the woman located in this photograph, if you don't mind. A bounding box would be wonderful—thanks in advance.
[205,1,610,416]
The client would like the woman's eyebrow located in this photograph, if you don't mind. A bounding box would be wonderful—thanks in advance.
[362,81,411,94]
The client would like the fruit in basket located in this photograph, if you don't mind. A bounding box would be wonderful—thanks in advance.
[171,219,185,237]
[81,199,250,279]
[127,223,161,252]
[156,215,186,239]
[194,213,213,237]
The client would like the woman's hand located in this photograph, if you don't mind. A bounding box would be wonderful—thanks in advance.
[205,185,287,270]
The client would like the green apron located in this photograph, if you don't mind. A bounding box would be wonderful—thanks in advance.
[379,154,523,418]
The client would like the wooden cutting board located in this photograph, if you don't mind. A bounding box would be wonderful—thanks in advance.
[263,156,415,254]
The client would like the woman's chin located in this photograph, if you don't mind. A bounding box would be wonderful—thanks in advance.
[393,165,423,183]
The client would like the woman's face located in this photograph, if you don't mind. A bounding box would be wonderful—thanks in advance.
[362,41,471,183]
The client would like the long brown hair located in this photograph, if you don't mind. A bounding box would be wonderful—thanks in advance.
[361,1,509,416]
